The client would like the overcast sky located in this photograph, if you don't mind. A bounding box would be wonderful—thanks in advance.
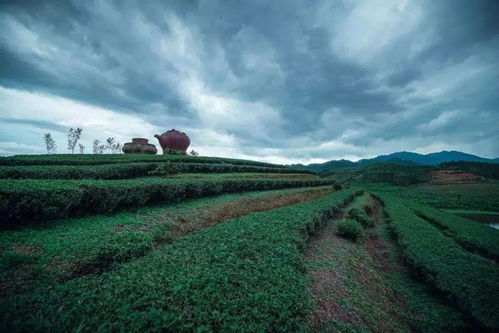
[1,0,498,163]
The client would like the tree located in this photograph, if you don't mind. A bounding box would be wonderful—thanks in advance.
[104,137,122,154]
[78,143,85,154]
[189,150,199,156]
[92,139,105,154]
[43,133,57,154]
[67,128,83,154]
[106,137,115,152]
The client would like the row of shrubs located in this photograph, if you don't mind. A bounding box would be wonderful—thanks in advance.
[407,202,499,262]
[337,206,375,241]
[0,154,283,168]
[1,189,360,331]
[0,162,312,180]
[0,178,336,226]
[376,193,499,330]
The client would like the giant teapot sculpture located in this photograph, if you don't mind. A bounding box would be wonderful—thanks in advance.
[154,129,190,155]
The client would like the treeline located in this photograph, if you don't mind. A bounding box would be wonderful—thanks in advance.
[439,161,499,180]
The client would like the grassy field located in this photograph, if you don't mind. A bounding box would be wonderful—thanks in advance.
[1,154,498,331]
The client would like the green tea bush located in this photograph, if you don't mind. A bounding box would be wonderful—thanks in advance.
[0,154,285,168]
[0,162,312,180]
[0,178,336,226]
[377,193,499,330]
[407,202,499,261]
[348,207,375,228]
[0,189,360,332]
[337,219,363,241]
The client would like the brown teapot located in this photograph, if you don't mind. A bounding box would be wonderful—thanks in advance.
[154,129,190,154]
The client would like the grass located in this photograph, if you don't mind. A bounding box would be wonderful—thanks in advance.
[0,185,336,298]
[0,189,360,332]
[376,193,499,330]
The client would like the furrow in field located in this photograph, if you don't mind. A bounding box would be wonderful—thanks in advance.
[305,193,470,332]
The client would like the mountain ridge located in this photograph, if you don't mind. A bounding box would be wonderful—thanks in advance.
[289,150,498,173]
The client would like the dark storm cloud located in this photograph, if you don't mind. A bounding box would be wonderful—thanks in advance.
[0,0,498,161]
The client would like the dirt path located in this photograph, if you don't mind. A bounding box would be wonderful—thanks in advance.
[153,186,337,239]
[304,194,412,332]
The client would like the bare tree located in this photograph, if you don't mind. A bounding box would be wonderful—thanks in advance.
[93,139,105,154]
[67,128,83,154]
[43,133,57,154]
[113,142,122,154]
[189,150,199,156]
[106,137,115,153]
[78,143,85,154]
[104,137,122,153]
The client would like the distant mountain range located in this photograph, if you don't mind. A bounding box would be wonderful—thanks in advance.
[289,151,499,173]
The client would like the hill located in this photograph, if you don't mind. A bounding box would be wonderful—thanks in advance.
[1,153,498,331]
[290,150,498,173]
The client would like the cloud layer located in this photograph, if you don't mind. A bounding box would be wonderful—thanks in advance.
[1,0,498,162]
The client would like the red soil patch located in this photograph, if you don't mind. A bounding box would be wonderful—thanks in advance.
[429,170,482,184]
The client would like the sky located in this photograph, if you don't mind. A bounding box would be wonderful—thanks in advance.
[0,0,498,164]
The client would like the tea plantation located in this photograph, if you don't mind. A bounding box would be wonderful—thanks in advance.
[1,154,498,332]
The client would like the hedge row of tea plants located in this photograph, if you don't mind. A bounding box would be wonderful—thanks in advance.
[0,162,311,180]
[0,154,283,168]
[0,188,360,332]
[377,193,499,330]
[0,186,335,296]
[0,178,336,226]
[407,202,499,262]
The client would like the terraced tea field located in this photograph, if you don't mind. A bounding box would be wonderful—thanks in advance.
[1,155,498,332]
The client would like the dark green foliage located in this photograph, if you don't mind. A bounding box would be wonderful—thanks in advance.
[407,202,499,261]
[0,162,312,180]
[0,189,359,332]
[348,207,374,228]
[323,163,434,186]
[0,178,336,226]
[376,193,499,330]
[150,162,314,176]
[0,163,159,179]
[439,161,499,180]
[337,219,363,241]
[0,154,285,168]
[363,183,499,212]
[0,186,336,295]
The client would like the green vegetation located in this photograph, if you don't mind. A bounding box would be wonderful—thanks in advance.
[0,154,283,168]
[439,161,499,180]
[0,177,334,226]
[363,182,499,211]
[375,221,468,332]
[322,163,434,185]
[348,207,374,228]
[376,193,499,330]
[0,185,335,297]
[406,202,499,261]
[0,189,360,332]
[1,152,496,331]
[336,219,363,241]
[0,162,312,180]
